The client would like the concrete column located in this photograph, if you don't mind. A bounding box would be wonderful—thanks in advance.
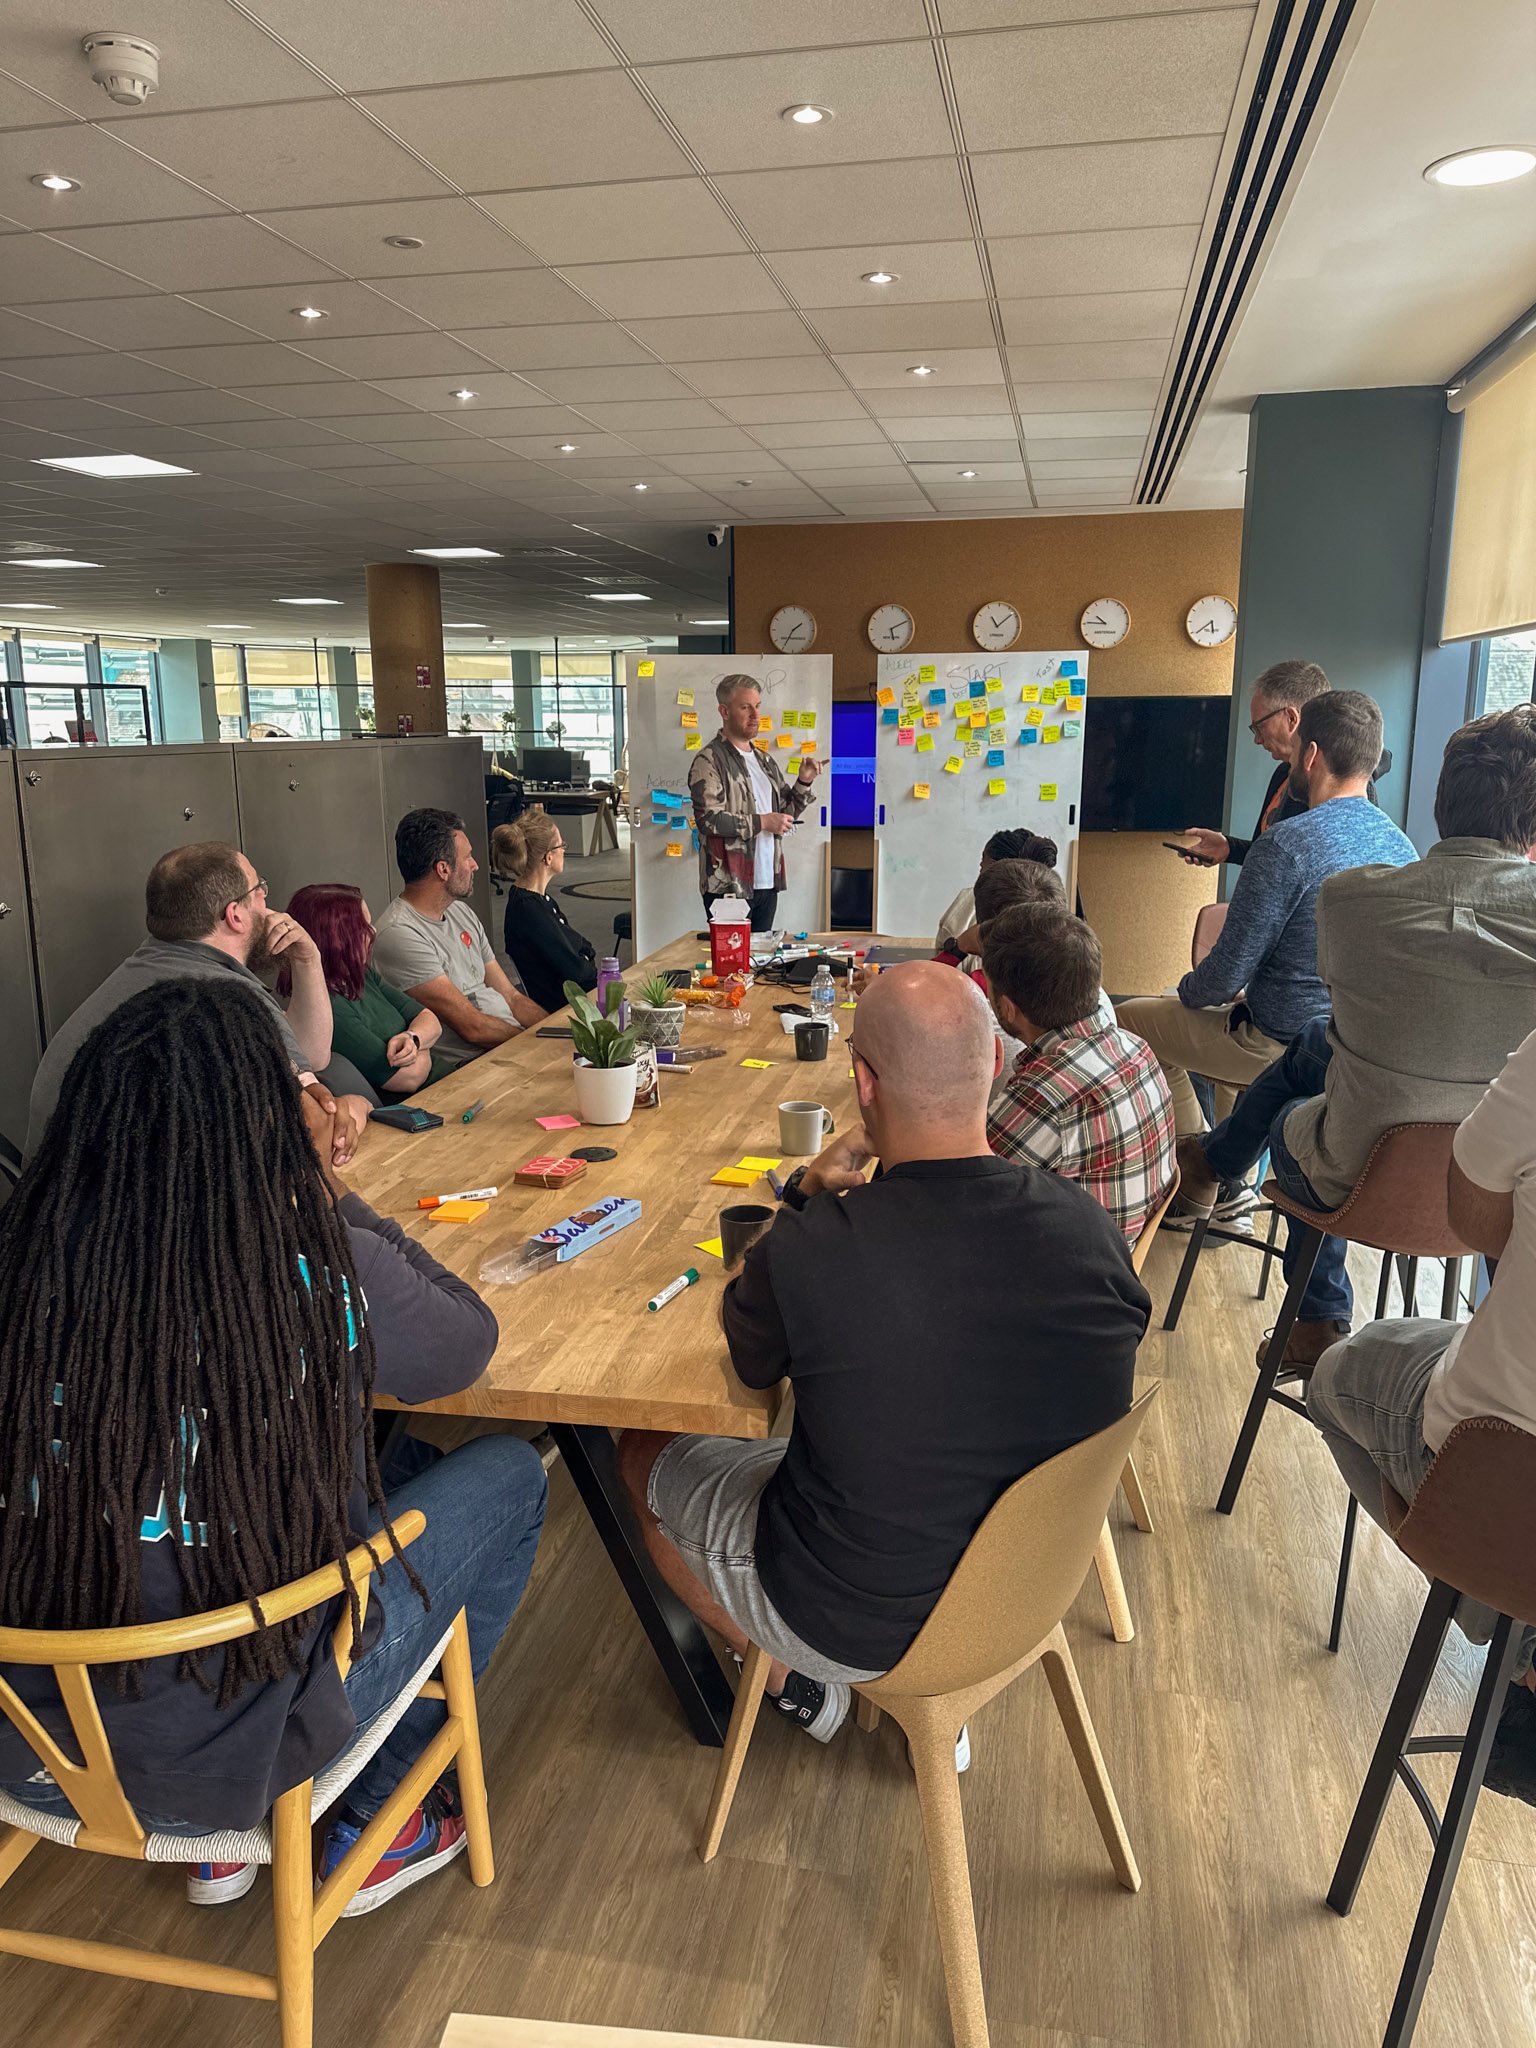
[157,638,220,744]
[330,645,362,736]
[365,562,445,735]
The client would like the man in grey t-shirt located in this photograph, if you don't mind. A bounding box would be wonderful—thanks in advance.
[372,808,545,1065]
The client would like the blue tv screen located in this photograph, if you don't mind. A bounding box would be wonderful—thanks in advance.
[831,702,876,828]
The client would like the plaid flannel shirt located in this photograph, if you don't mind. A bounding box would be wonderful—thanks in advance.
[986,1012,1177,1246]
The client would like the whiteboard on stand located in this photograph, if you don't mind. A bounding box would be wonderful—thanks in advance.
[624,654,834,957]
[873,651,1088,941]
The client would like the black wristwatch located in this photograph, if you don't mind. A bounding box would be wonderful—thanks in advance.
[781,1164,811,1211]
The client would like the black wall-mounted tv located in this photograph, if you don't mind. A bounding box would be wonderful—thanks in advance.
[1081,695,1232,832]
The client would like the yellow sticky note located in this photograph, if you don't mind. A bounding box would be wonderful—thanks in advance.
[919,664,937,683]
[1021,685,1041,703]
[739,1058,776,1071]
[738,1156,782,1172]
[776,732,794,749]
[922,710,941,728]
[1039,782,1058,801]
[987,778,1006,796]
[753,736,770,751]
[684,733,702,751]
[432,1198,489,1224]
[1025,708,1044,727]
[877,686,895,707]
[638,660,655,677]
[915,733,933,752]
[782,710,799,728]
[1043,725,1062,744]
[712,1166,757,1187]
[680,711,698,729]
[944,755,963,774]
[664,841,685,857]
[695,1236,725,1259]
[801,711,816,729]
[800,739,816,754]
[913,781,931,799]
[1066,696,1084,713]
[676,689,694,707]
[985,679,1003,695]
[988,706,1005,724]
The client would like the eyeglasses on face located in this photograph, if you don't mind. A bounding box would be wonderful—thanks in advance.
[228,876,267,909]
[1248,706,1287,738]
[848,1035,878,1078]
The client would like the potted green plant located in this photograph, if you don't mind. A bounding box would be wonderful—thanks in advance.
[629,971,686,1049]
[564,976,641,1124]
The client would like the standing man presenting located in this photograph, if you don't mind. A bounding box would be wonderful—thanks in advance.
[688,673,823,932]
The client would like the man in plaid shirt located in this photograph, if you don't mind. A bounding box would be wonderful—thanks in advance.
[983,903,1176,1246]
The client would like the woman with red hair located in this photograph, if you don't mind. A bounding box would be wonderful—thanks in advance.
[285,883,446,1097]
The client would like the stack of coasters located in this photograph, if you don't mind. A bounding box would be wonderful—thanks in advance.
[514,1155,588,1189]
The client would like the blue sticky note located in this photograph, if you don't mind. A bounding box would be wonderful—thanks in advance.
[1059,659,1080,678]
[651,810,669,825]
[649,787,669,805]
[1018,728,1038,746]
[968,680,986,699]
[881,706,899,725]
[671,817,689,830]
[928,688,945,705]
[986,747,1004,767]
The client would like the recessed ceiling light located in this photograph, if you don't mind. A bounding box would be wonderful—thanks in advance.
[557,443,578,453]
[292,305,328,321]
[1424,146,1536,187]
[958,469,977,478]
[862,270,897,286]
[4,557,98,568]
[443,621,486,627]
[689,618,730,625]
[409,546,502,559]
[275,597,341,605]
[590,593,651,602]
[908,363,936,377]
[1,602,57,609]
[35,453,195,478]
[207,623,252,629]
[734,478,754,487]
[31,173,81,193]
[383,234,424,250]
[451,388,477,401]
[782,104,830,125]
[632,482,649,491]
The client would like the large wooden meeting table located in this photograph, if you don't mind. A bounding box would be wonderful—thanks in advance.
[352,929,887,1746]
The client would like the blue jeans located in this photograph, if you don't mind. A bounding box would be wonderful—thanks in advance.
[342,1432,547,1819]
[1203,1019,1353,1323]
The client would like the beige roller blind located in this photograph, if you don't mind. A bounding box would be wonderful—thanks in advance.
[1442,345,1536,642]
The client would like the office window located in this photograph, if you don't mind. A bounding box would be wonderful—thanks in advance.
[244,646,338,739]
[16,637,91,744]
[99,643,158,745]
[445,654,514,747]
[539,655,619,778]
[1482,629,1536,714]
[354,649,375,731]
[212,644,244,739]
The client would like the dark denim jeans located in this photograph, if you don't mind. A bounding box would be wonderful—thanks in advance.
[1202,1019,1352,1323]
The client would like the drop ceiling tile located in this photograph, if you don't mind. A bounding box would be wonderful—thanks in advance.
[0,396,166,436]
[20,295,261,351]
[663,450,788,476]
[375,439,524,465]
[1005,339,1170,381]
[642,44,953,173]
[592,0,925,59]
[716,156,973,250]
[287,333,494,379]
[480,179,746,265]
[873,384,1011,416]
[946,13,1255,151]
[359,74,688,190]
[754,419,888,449]
[777,443,905,470]
[806,301,996,352]
[0,131,231,233]
[684,358,845,397]
[786,465,911,490]
[0,74,72,130]
[0,355,204,398]
[1018,408,1152,437]
[715,392,869,425]
[971,135,1223,240]
[110,390,291,424]
[254,196,538,279]
[128,101,448,212]
[834,347,1003,390]
[1032,483,1135,502]
[374,269,596,327]
[624,426,763,453]
[530,365,698,403]
[908,459,1028,481]
[493,432,635,458]
[230,383,411,418]
[484,405,600,433]
[452,323,654,372]
[998,289,1183,345]
[1011,378,1161,411]
[425,406,570,436]
[1027,457,1141,478]
[359,382,551,416]
[989,225,1198,298]
[215,418,359,449]
[884,414,1017,441]
[141,342,349,386]
[565,255,787,321]
[1026,434,1147,461]
[945,0,1237,21]
[52,216,343,296]
[575,399,733,430]
[247,0,617,89]
[770,240,985,310]
[0,308,99,357]
[1,236,156,303]
[182,282,436,341]
[625,311,818,360]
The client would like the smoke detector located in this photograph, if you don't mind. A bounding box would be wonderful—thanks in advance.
[80,32,161,108]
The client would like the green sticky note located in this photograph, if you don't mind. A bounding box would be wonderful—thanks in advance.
[987,706,1005,724]
[985,679,1002,695]
[944,754,963,774]
[919,664,937,684]
[916,732,933,751]
[1063,719,1082,739]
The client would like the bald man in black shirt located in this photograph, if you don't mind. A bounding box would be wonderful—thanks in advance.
[617,962,1149,1748]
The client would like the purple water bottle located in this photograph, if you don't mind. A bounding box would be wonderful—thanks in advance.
[594,955,627,1027]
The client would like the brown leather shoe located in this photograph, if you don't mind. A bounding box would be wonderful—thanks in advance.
[1172,1134,1221,1217]
[1254,1318,1351,1375]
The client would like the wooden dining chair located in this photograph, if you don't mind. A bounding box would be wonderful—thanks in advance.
[700,1387,1159,2048]
[0,1509,493,2048]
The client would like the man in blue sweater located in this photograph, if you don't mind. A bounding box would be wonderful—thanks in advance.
[1118,691,1416,1205]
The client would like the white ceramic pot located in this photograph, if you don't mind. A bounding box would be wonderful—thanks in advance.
[631,1001,686,1048]
[572,1058,638,1126]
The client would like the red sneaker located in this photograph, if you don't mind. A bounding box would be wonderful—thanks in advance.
[319,1778,467,1918]
[186,1860,257,1906]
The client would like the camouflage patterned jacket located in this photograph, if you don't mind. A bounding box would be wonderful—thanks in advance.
[687,732,816,897]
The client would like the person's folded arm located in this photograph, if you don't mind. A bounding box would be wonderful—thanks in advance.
[339,1191,499,1402]
[403,974,520,1048]
[1176,837,1297,1010]
[721,1228,792,1389]
[1445,1028,1536,1257]
[481,952,546,1027]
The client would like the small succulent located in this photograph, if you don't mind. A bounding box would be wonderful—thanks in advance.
[633,972,681,1010]
[564,977,639,1069]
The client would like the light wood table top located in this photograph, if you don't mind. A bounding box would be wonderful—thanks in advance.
[354,931,887,1437]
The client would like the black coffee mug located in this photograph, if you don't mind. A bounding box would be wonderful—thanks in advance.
[720,1203,774,1266]
[793,1018,830,1061]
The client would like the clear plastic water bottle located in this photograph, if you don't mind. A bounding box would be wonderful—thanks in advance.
[809,960,836,1025]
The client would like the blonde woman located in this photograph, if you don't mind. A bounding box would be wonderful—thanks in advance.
[492,814,598,1014]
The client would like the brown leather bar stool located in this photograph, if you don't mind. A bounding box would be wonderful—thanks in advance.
[1326,1416,1536,2048]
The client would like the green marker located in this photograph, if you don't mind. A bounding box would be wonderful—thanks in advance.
[462,1098,487,1123]
[647,1268,699,1311]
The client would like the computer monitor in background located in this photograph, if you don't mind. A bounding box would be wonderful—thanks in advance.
[1080,696,1231,831]
[521,747,574,784]
[830,702,875,828]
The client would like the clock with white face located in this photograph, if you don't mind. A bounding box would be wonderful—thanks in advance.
[867,602,915,653]
[1080,597,1130,649]
[971,600,1020,652]
[768,604,816,652]
[1186,594,1237,647]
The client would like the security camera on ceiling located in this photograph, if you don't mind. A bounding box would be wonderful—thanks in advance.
[81,31,161,108]
[706,524,729,549]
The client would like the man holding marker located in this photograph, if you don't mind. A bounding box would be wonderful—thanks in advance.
[688,673,824,933]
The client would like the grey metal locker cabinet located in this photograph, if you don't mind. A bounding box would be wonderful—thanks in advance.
[377,737,493,932]
[233,741,390,920]
[0,757,43,1159]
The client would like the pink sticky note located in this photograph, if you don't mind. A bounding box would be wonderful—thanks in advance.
[536,1113,581,1130]
[896,727,915,747]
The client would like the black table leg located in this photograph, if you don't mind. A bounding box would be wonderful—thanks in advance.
[552,1421,733,1748]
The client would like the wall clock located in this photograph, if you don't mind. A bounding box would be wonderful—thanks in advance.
[867,603,915,653]
[971,600,1021,652]
[768,604,816,652]
[1079,598,1130,649]
[1186,595,1237,647]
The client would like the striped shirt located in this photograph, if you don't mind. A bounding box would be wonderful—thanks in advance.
[986,1013,1177,1245]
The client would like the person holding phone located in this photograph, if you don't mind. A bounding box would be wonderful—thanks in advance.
[688,675,824,933]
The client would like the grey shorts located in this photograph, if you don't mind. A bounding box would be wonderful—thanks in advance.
[647,1435,884,1686]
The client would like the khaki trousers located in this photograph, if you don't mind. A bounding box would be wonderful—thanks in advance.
[1115,996,1287,1139]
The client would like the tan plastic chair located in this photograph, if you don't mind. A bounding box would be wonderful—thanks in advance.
[700,1387,1159,2048]
[1191,898,1229,968]
[1090,1169,1179,1643]
[0,1510,493,2048]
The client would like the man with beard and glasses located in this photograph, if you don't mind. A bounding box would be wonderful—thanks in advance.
[371,808,545,1066]
[24,841,367,1163]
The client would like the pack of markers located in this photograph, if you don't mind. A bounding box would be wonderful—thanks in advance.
[480,1195,641,1286]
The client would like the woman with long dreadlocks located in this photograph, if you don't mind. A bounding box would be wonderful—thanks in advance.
[0,978,546,1917]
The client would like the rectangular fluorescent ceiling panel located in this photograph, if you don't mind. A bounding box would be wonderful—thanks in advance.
[589,592,651,602]
[444,620,486,626]
[690,617,729,624]
[1,601,57,608]
[275,597,341,605]
[409,546,502,559]
[5,558,100,568]
[34,454,196,478]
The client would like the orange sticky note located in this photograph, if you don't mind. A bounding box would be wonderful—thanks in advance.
[432,1199,489,1224]
[680,711,698,729]
[776,732,795,749]
[877,686,895,707]
[665,842,685,857]
[913,781,931,799]
[800,739,816,754]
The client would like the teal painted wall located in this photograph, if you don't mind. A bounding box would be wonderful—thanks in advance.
[1226,387,1446,838]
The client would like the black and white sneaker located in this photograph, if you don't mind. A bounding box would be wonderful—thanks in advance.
[1165,1178,1260,1233]
[771,1670,850,1743]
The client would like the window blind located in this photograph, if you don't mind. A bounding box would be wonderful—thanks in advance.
[1442,344,1536,642]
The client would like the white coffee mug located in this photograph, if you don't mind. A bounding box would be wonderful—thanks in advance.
[778,1100,834,1155]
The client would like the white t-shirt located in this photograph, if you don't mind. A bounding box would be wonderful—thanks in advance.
[1423,1025,1536,1450]
[737,741,778,891]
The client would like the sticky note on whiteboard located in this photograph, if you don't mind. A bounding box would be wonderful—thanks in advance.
[913,782,930,798]
[877,686,895,707]
[915,733,933,752]
[1025,708,1044,726]
[1062,720,1082,739]
[684,733,702,751]
[637,660,655,677]
[897,727,914,747]
[987,747,1004,767]
[944,755,963,774]
[1043,725,1062,744]
[1066,696,1084,713]
[651,810,669,824]
[676,689,693,706]
[680,711,698,729]
[985,679,1003,695]
[919,664,937,683]
[881,706,899,725]
[923,710,941,727]
[665,841,685,856]
[969,680,986,699]
[1018,728,1038,746]
[776,732,794,749]
[800,740,816,753]
[1021,685,1041,703]
[801,711,816,728]
[1059,659,1080,677]
[1040,782,1058,801]
[988,706,1005,724]
[987,778,1006,796]
[928,688,945,706]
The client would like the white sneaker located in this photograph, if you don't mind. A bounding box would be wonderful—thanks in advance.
[186,1860,257,1906]
[908,1725,971,1774]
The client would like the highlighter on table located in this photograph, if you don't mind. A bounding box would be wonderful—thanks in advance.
[418,1185,498,1209]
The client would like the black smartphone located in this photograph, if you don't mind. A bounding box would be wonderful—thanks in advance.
[1164,840,1214,866]
[367,1105,444,1132]
[774,1001,812,1016]
[536,1025,575,1038]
